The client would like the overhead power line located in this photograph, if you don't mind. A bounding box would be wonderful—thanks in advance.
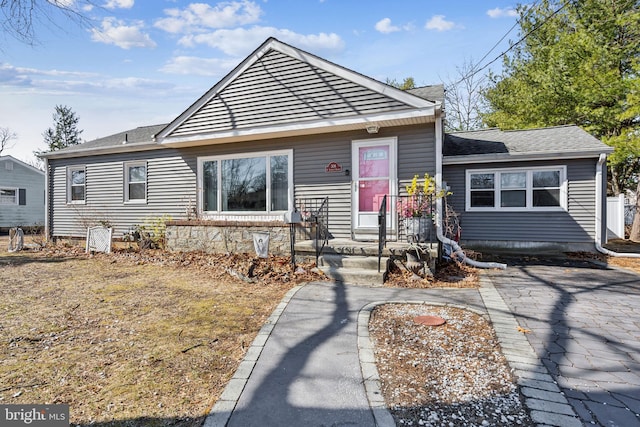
[454,0,572,86]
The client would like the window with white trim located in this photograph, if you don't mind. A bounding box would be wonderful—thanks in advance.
[0,188,17,205]
[125,161,147,202]
[68,166,86,203]
[466,166,566,211]
[198,150,292,214]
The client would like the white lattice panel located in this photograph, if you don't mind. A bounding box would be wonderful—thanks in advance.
[86,226,113,253]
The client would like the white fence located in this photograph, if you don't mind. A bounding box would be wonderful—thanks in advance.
[607,195,636,239]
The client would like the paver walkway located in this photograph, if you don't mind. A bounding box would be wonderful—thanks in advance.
[486,259,640,427]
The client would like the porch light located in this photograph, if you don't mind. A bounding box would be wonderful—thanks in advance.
[366,125,380,134]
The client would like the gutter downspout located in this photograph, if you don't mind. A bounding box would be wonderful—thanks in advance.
[594,153,640,258]
[433,112,506,269]
[44,157,51,242]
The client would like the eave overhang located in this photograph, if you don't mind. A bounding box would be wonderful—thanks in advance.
[158,107,437,148]
[442,148,614,165]
[38,142,164,160]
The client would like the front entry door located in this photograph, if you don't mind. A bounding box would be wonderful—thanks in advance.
[352,138,397,235]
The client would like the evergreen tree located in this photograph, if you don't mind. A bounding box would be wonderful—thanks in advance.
[42,105,83,151]
[482,0,639,195]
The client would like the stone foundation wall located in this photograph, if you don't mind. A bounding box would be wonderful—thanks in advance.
[165,220,292,255]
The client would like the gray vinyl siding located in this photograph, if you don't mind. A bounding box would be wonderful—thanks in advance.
[0,159,45,227]
[177,124,434,240]
[49,124,436,239]
[397,126,436,194]
[443,158,597,243]
[293,124,436,238]
[49,150,194,237]
[171,49,412,137]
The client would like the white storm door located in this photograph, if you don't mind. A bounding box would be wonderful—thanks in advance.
[352,138,397,230]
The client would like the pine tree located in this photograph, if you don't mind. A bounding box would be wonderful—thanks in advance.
[42,105,83,151]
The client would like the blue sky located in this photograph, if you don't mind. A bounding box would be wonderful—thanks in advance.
[0,0,521,163]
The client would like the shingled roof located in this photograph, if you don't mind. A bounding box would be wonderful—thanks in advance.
[443,125,612,163]
[407,85,444,104]
[39,124,166,158]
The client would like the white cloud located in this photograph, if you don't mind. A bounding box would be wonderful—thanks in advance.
[160,56,240,76]
[91,18,157,49]
[425,15,455,31]
[104,0,134,9]
[487,7,518,18]
[179,26,344,57]
[0,63,102,89]
[155,1,263,34]
[55,0,77,7]
[375,18,400,34]
[0,62,171,98]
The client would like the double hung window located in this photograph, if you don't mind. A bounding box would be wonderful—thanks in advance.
[68,166,86,203]
[125,162,147,202]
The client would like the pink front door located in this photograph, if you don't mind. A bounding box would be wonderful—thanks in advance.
[352,138,397,232]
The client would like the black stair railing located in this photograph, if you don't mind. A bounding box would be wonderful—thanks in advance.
[377,194,436,244]
[314,197,329,265]
[296,197,329,266]
[378,195,387,272]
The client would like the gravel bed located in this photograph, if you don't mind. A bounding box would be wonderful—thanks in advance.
[369,304,534,427]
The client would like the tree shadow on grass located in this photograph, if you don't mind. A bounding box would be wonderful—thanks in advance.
[0,254,80,267]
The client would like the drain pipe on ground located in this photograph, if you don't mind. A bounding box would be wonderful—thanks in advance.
[594,154,640,258]
[433,113,507,270]
[434,199,507,270]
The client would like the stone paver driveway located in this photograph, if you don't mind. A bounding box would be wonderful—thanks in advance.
[486,259,640,427]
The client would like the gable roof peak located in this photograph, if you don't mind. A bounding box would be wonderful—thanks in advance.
[156,37,439,143]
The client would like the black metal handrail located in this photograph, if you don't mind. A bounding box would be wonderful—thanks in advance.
[377,193,436,244]
[295,197,329,266]
[314,197,329,265]
[377,195,387,272]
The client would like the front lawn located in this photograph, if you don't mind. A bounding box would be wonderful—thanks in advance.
[0,246,311,426]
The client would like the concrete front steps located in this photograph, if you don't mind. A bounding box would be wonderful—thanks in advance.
[294,238,438,286]
[318,253,390,286]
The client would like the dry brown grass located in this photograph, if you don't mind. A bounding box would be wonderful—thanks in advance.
[607,256,640,274]
[0,242,319,426]
[565,239,640,275]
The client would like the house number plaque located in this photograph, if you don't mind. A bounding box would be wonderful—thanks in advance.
[325,162,342,173]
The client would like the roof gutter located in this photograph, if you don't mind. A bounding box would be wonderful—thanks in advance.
[434,115,506,269]
[594,153,640,258]
[443,149,614,165]
[38,142,165,160]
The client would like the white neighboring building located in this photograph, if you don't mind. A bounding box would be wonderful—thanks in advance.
[0,156,45,230]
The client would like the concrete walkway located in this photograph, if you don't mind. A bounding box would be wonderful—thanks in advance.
[204,259,640,427]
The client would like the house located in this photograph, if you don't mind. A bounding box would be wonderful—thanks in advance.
[40,37,613,255]
[0,155,46,230]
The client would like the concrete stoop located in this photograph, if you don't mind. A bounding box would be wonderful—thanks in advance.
[294,238,439,286]
[318,253,389,286]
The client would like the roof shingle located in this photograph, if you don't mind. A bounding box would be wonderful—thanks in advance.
[444,125,611,158]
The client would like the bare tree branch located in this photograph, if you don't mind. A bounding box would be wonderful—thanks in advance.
[444,59,488,132]
[1,0,97,45]
[0,126,17,155]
